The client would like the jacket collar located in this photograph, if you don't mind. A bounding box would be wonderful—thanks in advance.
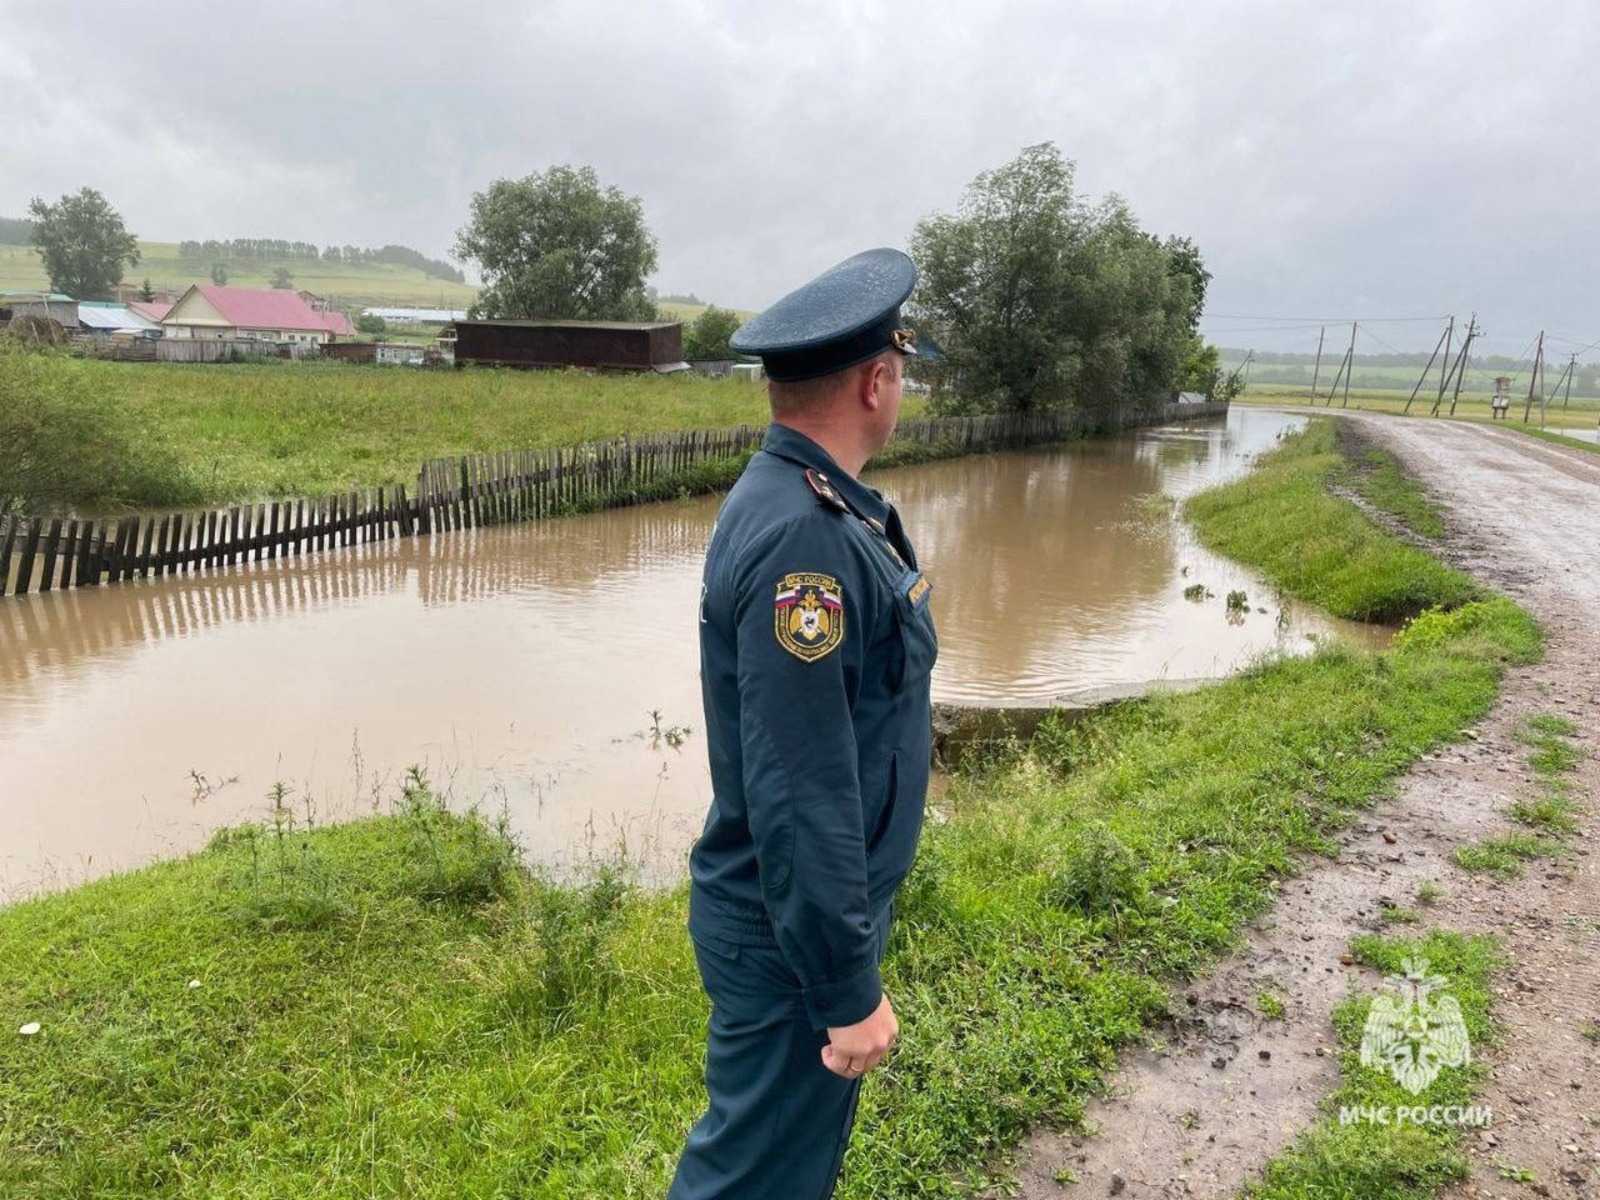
[761,423,889,525]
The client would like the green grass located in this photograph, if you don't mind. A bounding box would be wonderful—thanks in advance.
[1498,710,1586,845]
[0,240,477,309]
[1339,444,1446,539]
[0,353,935,512]
[1184,419,1479,622]
[0,423,1543,1197]
[1238,385,1600,448]
[1502,424,1600,456]
[1452,833,1558,878]
[1246,931,1501,1200]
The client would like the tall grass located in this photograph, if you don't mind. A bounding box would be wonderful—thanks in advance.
[0,341,196,515]
[0,354,941,514]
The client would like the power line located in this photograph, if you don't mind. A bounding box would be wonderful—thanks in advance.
[1201,323,1330,336]
[1203,313,1449,323]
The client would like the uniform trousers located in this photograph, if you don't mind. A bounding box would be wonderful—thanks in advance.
[667,916,891,1200]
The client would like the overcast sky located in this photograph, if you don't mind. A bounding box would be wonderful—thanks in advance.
[4,1,1597,357]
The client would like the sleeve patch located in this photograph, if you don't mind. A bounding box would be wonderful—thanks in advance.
[774,572,845,662]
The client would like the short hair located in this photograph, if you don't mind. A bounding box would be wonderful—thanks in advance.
[768,350,900,416]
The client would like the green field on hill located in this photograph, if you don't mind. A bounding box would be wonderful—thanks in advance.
[1227,358,1600,400]
[0,242,758,325]
[0,241,478,309]
[1240,382,1600,436]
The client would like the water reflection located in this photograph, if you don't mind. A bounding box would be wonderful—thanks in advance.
[0,408,1376,899]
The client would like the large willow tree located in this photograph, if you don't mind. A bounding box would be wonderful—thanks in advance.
[909,142,1210,417]
[455,165,659,322]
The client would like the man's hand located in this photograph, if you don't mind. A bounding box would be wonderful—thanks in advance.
[822,994,898,1079]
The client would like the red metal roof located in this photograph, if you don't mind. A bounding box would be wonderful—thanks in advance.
[128,300,172,321]
[175,285,351,334]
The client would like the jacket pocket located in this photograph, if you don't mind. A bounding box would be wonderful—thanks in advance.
[893,590,938,691]
[867,752,900,851]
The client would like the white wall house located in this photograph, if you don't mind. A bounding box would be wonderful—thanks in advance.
[161,284,353,344]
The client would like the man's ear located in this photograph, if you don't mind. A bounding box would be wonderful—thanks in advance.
[859,359,888,412]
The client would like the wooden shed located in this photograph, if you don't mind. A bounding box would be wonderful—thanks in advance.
[451,319,686,372]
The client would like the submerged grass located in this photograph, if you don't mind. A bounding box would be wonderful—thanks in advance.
[0,422,1542,1197]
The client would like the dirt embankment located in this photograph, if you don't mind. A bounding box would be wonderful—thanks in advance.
[1016,414,1600,1200]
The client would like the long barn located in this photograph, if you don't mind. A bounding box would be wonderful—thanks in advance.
[451,319,687,372]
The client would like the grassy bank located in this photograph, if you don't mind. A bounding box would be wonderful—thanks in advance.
[1502,423,1600,456]
[1185,418,1477,621]
[0,352,850,511]
[0,423,1541,1198]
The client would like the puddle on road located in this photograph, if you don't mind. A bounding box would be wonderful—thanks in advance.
[0,408,1386,899]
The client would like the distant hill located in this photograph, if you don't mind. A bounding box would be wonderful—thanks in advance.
[0,231,478,309]
[0,222,752,317]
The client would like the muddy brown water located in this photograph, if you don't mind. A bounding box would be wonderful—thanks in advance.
[0,408,1386,900]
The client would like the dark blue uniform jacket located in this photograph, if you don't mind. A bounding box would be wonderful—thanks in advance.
[689,423,938,1031]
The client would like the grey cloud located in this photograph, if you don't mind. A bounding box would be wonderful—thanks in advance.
[2,0,1597,352]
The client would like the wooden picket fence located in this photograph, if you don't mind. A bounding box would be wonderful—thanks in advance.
[0,401,1226,598]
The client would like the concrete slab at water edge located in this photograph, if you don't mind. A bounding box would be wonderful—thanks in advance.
[931,679,1214,768]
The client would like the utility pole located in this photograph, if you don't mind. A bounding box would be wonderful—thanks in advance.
[1341,321,1357,408]
[1404,320,1452,415]
[1538,355,1574,428]
[1563,353,1577,409]
[1447,314,1478,416]
[1223,351,1254,397]
[1324,337,1350,407]
[1434,315,1454,413]
[1310,325,1325,401]
[1521,330,1545,423]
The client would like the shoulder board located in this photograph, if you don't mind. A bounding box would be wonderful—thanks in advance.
[804,468,850,514]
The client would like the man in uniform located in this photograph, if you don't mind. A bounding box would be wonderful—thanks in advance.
[668,248,939,1200]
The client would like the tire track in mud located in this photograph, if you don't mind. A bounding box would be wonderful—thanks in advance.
[1014,413,1600,1200]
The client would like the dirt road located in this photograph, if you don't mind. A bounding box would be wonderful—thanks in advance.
[1016,414,1600,1200]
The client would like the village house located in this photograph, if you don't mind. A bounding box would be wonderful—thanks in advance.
[0,291,79,328]
[76,300,163,337]
[160,284,354,345]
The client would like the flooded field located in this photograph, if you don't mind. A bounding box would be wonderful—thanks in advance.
[0,408,1383,899]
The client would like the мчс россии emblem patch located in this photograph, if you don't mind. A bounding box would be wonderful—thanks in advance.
[774,572,844,662]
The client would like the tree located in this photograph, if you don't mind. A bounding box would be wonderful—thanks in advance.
[210,262,229,286]
[356,314,387,336]
[26,187,140,300]
[454,164,658,321]
[138,278,154,302]
[683,305,741,361]
[270,266,294,289]
[909,142,1208,418]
